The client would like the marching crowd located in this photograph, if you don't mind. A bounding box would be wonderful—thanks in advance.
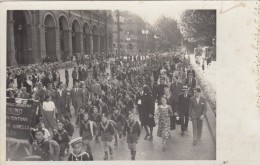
[6,52,207,161]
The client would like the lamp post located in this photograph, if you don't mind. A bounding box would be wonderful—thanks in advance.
[142,29,148,55]
[17,24,23,64]
[115,10,124,58]
[154,35,159,52]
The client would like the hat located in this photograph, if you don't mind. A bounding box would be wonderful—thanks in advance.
[69,137,82,146]
[182,86,189,90]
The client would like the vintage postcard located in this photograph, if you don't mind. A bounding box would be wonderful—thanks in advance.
[0,1,259,165]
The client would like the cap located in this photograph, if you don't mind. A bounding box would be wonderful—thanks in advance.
[69,137,82,146]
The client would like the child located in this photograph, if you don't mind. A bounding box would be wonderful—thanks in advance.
[85,100,93,114]
[68,137,92,161]
[124,111,141,160]
[79,113,96,156]
[61,114,74,139]
[111,107,126,146]
[35,120,51,140]
[76,107,85,126]
[90,106,101,143]
[52,121,70,160]
[100,114,115,160]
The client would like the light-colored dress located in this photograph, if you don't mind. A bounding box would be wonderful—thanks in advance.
[156,105,173,139]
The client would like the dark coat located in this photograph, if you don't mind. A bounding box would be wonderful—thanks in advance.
[140,93,155,127]
[189,96,207,119]
[177,93,192,116]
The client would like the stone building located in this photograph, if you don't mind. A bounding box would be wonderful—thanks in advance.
[7,10,114,66]
[112,11,156,56]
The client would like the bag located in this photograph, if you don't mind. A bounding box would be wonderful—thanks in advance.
[175,116,181,125]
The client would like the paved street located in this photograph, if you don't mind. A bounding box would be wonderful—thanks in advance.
[58,68,216,160]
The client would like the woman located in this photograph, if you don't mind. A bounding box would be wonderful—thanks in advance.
[155,96,173,152]
[42,95,56,131]
[141,85,155,141]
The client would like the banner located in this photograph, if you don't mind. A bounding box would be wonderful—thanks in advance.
[6,98,38,143]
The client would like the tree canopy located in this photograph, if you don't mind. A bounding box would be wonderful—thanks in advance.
[154,16,183,52]
[179,10,216,46]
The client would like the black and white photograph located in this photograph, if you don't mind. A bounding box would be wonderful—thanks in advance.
[1,1,259,164]
[5,8,216,161]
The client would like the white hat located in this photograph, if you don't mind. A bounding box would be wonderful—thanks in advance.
[69,137,82,146]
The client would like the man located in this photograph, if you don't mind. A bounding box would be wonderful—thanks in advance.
[55,83,67,120]
[177,86,192,136]
[155,77,168,105]
[187,66,195,78]
[19,87,30,99]
[185,73,196,96]
[65,67,69,87]
[189,88,207,146]
[170,76,183,103]
[71,81,84,124]
[72,67,79,86]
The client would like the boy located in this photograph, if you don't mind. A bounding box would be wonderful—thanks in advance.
[79,113,96,155]
[111,107,126,146]
[68,137,92,161]
[124,111,141,160]
[90,106,101,143]
[100,114,115,160]
[52,121,70,160]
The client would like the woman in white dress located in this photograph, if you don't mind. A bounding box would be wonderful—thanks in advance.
[42,95,56,131]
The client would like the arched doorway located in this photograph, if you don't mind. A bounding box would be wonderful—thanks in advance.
[72,20,81,58]
[92,25,98,53]
[59,16,69,61]
[83,23,90,55]
[44,15,57,62]
[13,11,29,65]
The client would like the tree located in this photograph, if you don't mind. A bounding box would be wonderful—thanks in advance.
[154,16,183,52]
[179,10,216,46]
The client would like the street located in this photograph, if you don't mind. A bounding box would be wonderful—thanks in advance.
[59,68,216,160]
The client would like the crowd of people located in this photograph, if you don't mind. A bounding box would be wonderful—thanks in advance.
[6,52,207,161]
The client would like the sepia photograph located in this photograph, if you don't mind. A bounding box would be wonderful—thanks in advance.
[5,8,216,161]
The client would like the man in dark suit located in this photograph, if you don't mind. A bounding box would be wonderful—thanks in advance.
[72,67,78,86]
[170,76,183,103]
[189,88,207,145]
[70,81,84,124]
[185,73,196,96]
[55,83,67,120]
[177,86,192,136]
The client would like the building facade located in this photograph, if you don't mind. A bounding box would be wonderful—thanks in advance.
[112,11,156,56]
[7,10,114,66]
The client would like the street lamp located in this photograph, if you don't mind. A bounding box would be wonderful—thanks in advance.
[17,24,23,64]
[142,29,148,54]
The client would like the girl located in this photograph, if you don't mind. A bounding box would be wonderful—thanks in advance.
[79,113,96,156]
[42,95,56,131]
[100,114,115,160]
[155,96,173,152]
[111,107,126,146]
[68,137,92,161]
[124,111,141,160]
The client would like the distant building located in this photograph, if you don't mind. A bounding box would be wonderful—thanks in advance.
[112,11,156,57]
[7,10,114,66]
